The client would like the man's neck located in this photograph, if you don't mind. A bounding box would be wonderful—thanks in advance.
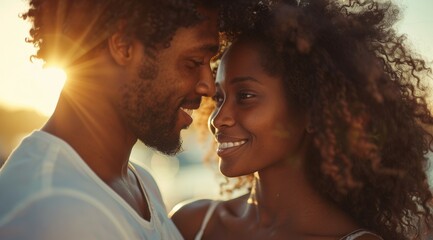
[42,79,137,182]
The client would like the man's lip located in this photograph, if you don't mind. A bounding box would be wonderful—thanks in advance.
[180,98,201,110]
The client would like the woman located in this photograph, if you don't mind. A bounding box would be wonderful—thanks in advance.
[171,0,433,239]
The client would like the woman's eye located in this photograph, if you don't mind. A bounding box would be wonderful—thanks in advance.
[212,94,224,107]
[238,92,255,100]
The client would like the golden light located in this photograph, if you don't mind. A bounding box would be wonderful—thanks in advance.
[32,66,67,116]
[0,1,67,117]
[40,67,68,84]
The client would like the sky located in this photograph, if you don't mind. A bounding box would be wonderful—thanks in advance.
[0,0,66,116]
[0,0,433,116]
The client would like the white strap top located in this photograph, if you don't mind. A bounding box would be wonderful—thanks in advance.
[194,201,383,240]
[341,229,384,240]
[194,201,220,240]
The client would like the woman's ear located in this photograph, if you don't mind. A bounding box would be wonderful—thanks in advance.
[107,31,133,66]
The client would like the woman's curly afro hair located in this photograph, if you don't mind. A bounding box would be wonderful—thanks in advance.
[206,0,433,239]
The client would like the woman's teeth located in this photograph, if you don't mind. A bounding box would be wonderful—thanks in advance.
[219,140,247,149]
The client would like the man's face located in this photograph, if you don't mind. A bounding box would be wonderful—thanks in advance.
[120,8,219,155]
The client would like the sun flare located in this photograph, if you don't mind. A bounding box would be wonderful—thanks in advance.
[33,66,67,116]
[40,67,68,84]
[0,1,69,117]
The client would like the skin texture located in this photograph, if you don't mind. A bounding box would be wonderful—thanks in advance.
[116,8,219,155]
[171,0,433,239]
[210,41,308,178]
[171,40,369,240]
[42,7,219,220]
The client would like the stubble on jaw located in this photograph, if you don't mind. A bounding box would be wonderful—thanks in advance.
[120,53,183,155]
[138,48,159,80]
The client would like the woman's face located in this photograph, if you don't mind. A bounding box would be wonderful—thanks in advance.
[210,41,309,177]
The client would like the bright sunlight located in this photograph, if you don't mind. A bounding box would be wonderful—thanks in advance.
[0,0,432,117]
[0,1,66,117]
[35,67,68,114]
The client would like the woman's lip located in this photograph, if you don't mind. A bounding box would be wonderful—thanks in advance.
[218,140,247,149]
[216,140,248,157]
[215,133,246,143]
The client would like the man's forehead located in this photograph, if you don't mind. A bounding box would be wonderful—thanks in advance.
[170,15,219,54]
[185,6,218,37]
[188,43,219,55]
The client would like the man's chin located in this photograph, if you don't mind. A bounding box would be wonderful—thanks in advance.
[138,119,182,155]
[143,136,182,156]
[155,142,182,156]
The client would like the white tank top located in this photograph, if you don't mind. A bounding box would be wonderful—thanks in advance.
[194,201,383,240]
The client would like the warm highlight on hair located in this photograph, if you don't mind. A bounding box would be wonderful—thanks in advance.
[202,0,433,239]
[20,0,224,67]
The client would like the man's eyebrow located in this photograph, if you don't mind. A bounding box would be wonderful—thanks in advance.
[192,44,219,54]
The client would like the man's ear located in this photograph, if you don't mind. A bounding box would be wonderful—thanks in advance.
[107,32,133,66]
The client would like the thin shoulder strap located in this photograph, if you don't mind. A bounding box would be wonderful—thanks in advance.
[341,229,384,240]
[194,201,220,240]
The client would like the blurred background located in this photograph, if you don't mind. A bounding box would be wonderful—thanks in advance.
[1,0,433,211]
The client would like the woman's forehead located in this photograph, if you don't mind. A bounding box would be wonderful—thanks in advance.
[217,45,261,82]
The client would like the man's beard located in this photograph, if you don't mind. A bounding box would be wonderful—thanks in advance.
[120,56,183,155]
[138,101,183,155]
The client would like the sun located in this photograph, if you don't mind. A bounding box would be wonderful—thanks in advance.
[32,66,68,116]
[39,67,68,85]
[0,1,68,117]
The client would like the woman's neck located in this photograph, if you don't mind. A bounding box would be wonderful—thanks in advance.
[246,163,359,237]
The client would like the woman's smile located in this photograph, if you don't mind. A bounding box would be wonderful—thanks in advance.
[216,139,248,157]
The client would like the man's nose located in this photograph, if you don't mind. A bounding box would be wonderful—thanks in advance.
[196,66,216,97]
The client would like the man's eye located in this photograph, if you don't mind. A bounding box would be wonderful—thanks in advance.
[186,59,205,68]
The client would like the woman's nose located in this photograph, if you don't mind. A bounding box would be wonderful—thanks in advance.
[210,101,235,131]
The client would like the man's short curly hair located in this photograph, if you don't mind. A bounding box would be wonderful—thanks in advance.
[203,0,433,239]
[20,0,226,67]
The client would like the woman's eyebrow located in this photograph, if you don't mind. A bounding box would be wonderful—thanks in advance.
[229,76,262,85]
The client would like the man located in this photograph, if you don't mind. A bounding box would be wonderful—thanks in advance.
[0,0,221,239]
